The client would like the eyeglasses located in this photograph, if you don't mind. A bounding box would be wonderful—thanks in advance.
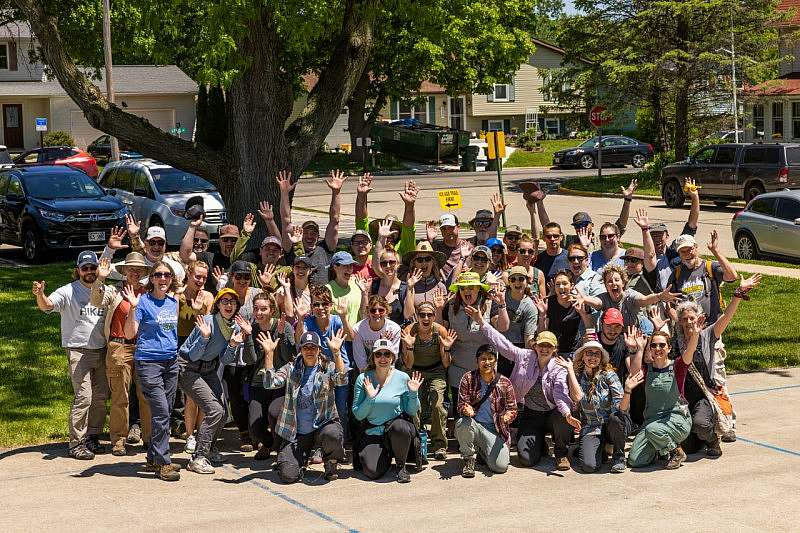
[568,255,586,262]
[233,274,251,280]
[505,234,520,241]
[518,249,535,255]
[583,351,602,358]
[312,302,331,309]
[220,237,237,243]
[599,234,618,241]
[414,256,433,263]
[650,342,668,349]
[79,265,97,272]
[193,238,209,244]
[147,239,165,247]
[352,239,370,246]
[152,271,172,279]
[473,220,491,228]
[544,234,561,240]
[380,260,398,267]
[369,307,387,315]
[417,312,434,318]
[218,298,237,305]
[373,351,393,359]
[509,276,527,283]
[624,257,642,263]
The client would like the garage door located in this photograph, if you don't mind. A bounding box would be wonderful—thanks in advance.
[70,108,176,149]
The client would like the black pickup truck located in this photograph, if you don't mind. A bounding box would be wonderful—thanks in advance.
[660,143,800,208]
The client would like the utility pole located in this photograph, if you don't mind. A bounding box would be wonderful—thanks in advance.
[102,0,120,161]
[731,10,739,143]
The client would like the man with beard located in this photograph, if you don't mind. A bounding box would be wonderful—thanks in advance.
[180,216,243,292]
[32,251,108,460]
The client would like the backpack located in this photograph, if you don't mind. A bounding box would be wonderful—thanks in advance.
[673,259,726,310]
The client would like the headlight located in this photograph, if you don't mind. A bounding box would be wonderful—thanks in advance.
[169,206,186,217]
[566,150,577,155]
[39,209,68,222]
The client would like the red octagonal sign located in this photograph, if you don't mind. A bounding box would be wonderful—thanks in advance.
[589,105,609,128]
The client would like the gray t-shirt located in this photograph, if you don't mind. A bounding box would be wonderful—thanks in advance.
[524,377,550,412]
[47,281,107,349]
[445,302,491,387]
[598,288,644,328]
[505,294,538,344]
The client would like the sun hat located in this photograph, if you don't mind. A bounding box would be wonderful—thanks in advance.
[114,252,150,276]
[675,234,697,250]
[574,340,610,365]
[469,209,494,226]
[448,271,490,293]
[535,331,558,347]
[403,241,446,268]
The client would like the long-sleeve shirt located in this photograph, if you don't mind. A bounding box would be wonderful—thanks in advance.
[480,323,573,417]
[577,370,624,432]
[457,370,517,445]
[179,314,255,366]
[263,358,348,442]
[351,318,401,371]
[352,370,420,436]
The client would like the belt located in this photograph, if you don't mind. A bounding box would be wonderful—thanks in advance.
[110,337,136,345]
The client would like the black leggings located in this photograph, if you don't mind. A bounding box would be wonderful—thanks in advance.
[223,365,252,436]
[248,386,286,450]
[357,418,417,479]
[516,407,573,466]
[275,421,345,484]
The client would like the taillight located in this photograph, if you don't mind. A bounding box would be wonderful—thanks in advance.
[778,166,789,183]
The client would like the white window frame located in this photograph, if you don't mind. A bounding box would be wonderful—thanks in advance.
[487,119,504,131]
[544,118,559,136]
[525,108,538,132]
[0,43,8,71]
[492,84,510,102]
[395,100,426,122]
[448,96,465,130]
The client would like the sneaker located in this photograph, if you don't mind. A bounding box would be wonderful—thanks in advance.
[188,456,215,474]
[721,430,737,443]
[434,448,447,461]
[111,440,127,457]
[706,439,723,457]
[610,455,626,473]
[324,460,339,481]
[254,445,271,461]
[158,464,180,481]
[461,456,476,478]
[127,424,142,445]
[85,436,106,455]
[310,447,323,465]
[209,448,223,465]
[68,444,94,460]
[240,432,254,453]
[184,435,197,454]
[665,447,687,470]
[396,467,411,483]
[555,456,570,471]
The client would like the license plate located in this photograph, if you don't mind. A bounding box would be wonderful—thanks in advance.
[88,231,105,242]
[554,157,561,163]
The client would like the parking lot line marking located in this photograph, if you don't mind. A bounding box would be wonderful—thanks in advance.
[729,384,800,396]
[737,437,800,458]
[222,466,359,532]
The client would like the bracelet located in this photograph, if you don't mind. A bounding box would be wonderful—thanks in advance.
[733,288,751,301]
[640,225,650,232]
[497,305,507,309]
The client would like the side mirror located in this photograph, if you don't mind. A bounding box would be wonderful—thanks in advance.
[794,217,800,225]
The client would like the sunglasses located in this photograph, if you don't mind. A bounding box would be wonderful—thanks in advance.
[312,302,331,309]
[417,312,434,318]
[568,255,586,262]
[193,238,209,244]
[147,240,165,247]
[583,351,602,358]
[79,265,97,272]
[490,247,504,253]
[624,257,642,263]
[218,298,237,305]
[152,271,172,279]
[599,234,618,241]
[473,220,491,228]
[509,276,527,283]
[373,351,393,359]
[352,239,370,246]
[220,237,238,243]
[650,342,668,349]
[369,307,387,314]
[544,234,561,240]
[518,249,535,255]
[233,273,251,280]
[380,260,398,267]
[414,256,433,263]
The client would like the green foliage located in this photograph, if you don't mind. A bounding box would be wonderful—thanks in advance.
[42,130,75,147]
[514,127,540,150]
[505,139,583,167]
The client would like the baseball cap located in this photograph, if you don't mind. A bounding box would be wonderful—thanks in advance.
[674,234,697,250]
[294,255,314,266]
[300,331,322,348]
[261,236,282,249]
[507,265,529,278]
[470,209,493,225]
[623,248,645,261]
[219,224,240,238]
[535,331,558,347]
[572,212,592,226]
[351,230,372,244]
[471,245,491,257]
[230,260,251,274]
[649,222,669,233]
[602,308,625,326]
[372,338,397,356]
[505,225,522,236]
[185,204,205,221]
[76,250,99,267]
[439,214,457,227]
[330,251,356,266]
[145,226,166,241]
[301,220,320,230]
[486,237,505,250]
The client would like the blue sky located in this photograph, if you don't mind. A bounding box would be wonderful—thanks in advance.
[564,0,578,15]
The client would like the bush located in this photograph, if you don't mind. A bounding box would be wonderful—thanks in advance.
[635,151,675,189]
[42,130,75,147]
[514,128,539,149]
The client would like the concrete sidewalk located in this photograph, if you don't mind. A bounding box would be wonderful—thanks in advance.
[2,368,799,532]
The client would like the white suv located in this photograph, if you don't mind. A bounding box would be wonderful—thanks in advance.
[98,159,226,245]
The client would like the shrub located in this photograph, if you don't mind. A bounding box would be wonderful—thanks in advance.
[635,151,675,189]
[42,130,75,147]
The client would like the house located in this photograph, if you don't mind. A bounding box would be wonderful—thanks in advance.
[385,38,591,137]
[0,22,197,150]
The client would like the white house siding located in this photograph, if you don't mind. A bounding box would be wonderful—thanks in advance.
[0,37,45,82]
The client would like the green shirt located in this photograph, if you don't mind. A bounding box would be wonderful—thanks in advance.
[327,278,362,326]
[356,216,416,257]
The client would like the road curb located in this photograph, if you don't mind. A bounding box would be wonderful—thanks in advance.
[557,184,660,201]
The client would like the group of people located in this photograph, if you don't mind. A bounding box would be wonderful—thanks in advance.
[33,170,760,484]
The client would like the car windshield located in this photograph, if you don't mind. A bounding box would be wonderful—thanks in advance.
[24,173,105,199]
[150,168,216,194]
[579,137,599,148]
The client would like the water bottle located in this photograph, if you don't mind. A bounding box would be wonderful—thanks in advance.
[419,429,428,458]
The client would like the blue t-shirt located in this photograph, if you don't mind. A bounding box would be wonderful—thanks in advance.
[134,293,178,361]
[296,365,319,435]
[589,249,624,272]
[303,314,350,368]
[352,370,420,436]
[474,380,496,434]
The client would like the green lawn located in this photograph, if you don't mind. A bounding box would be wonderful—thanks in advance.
[505,140,584,167]
[0,262,797,447]
[560,173,661,197]
[304,151,407,173]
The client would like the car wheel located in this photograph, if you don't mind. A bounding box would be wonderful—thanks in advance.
[744,183,765,203]
[22,225,43,263]
[579,154,595,169]
[632,153,646,168]
[713,201,731,208]
[662,179,685,208]
[735,232,759,260]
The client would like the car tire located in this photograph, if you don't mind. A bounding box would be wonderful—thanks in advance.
[744,182,765,203]
[735,232,759,260]
[662,179,685,208]
[579,154,595,169]
[632,153,646,168]
[713,201,731,208]
[21,224,44,263]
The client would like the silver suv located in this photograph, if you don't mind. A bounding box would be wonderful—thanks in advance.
[731,189,800,261]
[97,159,226,245]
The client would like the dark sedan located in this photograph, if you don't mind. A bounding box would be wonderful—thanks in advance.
[552,135,654,169]
[87,135,143,163]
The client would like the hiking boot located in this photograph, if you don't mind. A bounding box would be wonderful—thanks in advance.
[706,439,723,457]
[85,436,106,455]
[68,444,94,460]
[610,455,626,473]
[254,445,271,461]
[396,467,411,483]
[555,456,570,471]
[240,432,254,453]
[127,424,142,445]
[111,440,127,457]
[434,448,447,461]
[324,460,339,481]
[461,456,476,478]
[721,430,737,443]
[188,456,215,474]
[144,460,159,472]
[158,464,180,481]
[184,434,197,454]
[310,447,323,464]
[665,447,687,470]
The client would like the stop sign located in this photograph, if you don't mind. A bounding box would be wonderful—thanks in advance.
[589,105,607,128]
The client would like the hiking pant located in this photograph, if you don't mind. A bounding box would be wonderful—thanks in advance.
[66,347,108,449]
[106,341,150,446]
[516,407,573,467]
[416,369,447,453]
[357,418,417,479]
[135,357,179,466]
[576,411,631,473]
[455,417,509,474]
[179,359,225,459]
[275,421,345,484]
[248,386,285,450]
[223,365,252,437]
[628,410,691,468]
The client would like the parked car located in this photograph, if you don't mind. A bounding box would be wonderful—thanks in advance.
[660,143,800,208]
[552,135,654,169]
[86,135,143,163]
[731,189,800,261]
[13,146,99,178]
[0,166,126,262]
[97,159,226,245]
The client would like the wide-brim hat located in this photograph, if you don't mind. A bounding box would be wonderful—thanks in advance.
[114,252,150,275]
[368,216,401,241]
[574,340,610,365]
[469,209,494,226]
[448,271,490,293]
[403,241,446,268]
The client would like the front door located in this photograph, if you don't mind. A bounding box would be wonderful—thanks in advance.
[2,104,23,149]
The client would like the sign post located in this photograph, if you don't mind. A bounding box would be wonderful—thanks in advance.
[487,131,508,227]
[589,105,610,180]
[35,117,47,149]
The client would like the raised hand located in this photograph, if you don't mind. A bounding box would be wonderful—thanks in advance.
[432,286,449,309]
[554,356,573,371]
[353,273,370,294]
[97,257,112,279]
[565,414,582,433]
[108,226,129,250]
[327,328,346,353]
[739,273,762,294]
[357,173,373,194]
[257,200,275,222]
[625,370,645,393]
[576,225,591,247]
[288,224,303,244]
[276,170,296,194]
[122,284,140,306]
[459,240,471,259]
[441,329,458,350]
[32,280,46,296]
[490,283,506,305]
[406,267,424,288]
[243,212,256,234]
[490,192,506,215]
[401,329,416,348]
[190,292,207,312]
[326,169,347,192]
[125,214,141,237]
[363,376,379,398]
[484,271,500,287]
[464,305,485,326]
[532,294,548,315]
[294,296,310,318]
[621,178,638,199]
[623,325,642,352]
[377,219,394,239]
[212,265,225,286]
[633,208,650,230]
[257,331,279,354]
[235,314,252,337]
[707,229,720,254]
[336,298,348,317]
[407,371,423,392]
[188,213,205,228]
[648,305,668,331]
[425,221,438,242]
[230,329,245,346]
[399,179,419,204]
[658,284,682,304]
[195,315,212,339]
[259,264,276,287]
[276,272,291,290]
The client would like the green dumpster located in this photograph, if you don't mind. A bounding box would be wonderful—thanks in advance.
[460,145,479,172]
[371,122,471,164]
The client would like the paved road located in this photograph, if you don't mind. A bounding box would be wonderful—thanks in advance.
[2,367,799,532]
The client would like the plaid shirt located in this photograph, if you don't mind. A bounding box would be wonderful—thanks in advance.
[457,370,517,444]
[264,357,348,442]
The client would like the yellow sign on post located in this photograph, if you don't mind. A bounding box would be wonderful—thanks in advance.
[438,189,462,210]
[486,131,506,159]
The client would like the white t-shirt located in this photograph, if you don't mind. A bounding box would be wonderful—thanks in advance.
[352,318,401,371]
[47,281,107,349]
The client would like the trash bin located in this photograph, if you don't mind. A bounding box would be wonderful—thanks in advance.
[484,147,498,171]
[460,145,479,172]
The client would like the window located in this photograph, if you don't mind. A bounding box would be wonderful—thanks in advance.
[772,102,784,139]
[694,146,716,164]
[133,170,151,196]
[714,146,738,164]
[0,44,7,70]
[793,103,800,139]
[114,168,133,192]
[786,147,800,165]
[742,146,779,164]
[749,197,777,216]
[493,84,510,102]
[395,101,426,122]
[544,118,559,136]
[752,104,764,139]
[487,120,504,131]
[776,198,800,221]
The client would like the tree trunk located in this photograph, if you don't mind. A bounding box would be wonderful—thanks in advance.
[347,69,372,163]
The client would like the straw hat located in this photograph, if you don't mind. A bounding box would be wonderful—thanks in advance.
[114,252,150,276]
[403,241,446,268]
[448,271,490,293]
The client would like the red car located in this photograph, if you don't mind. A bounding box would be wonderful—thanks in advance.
[13,146,99,178]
